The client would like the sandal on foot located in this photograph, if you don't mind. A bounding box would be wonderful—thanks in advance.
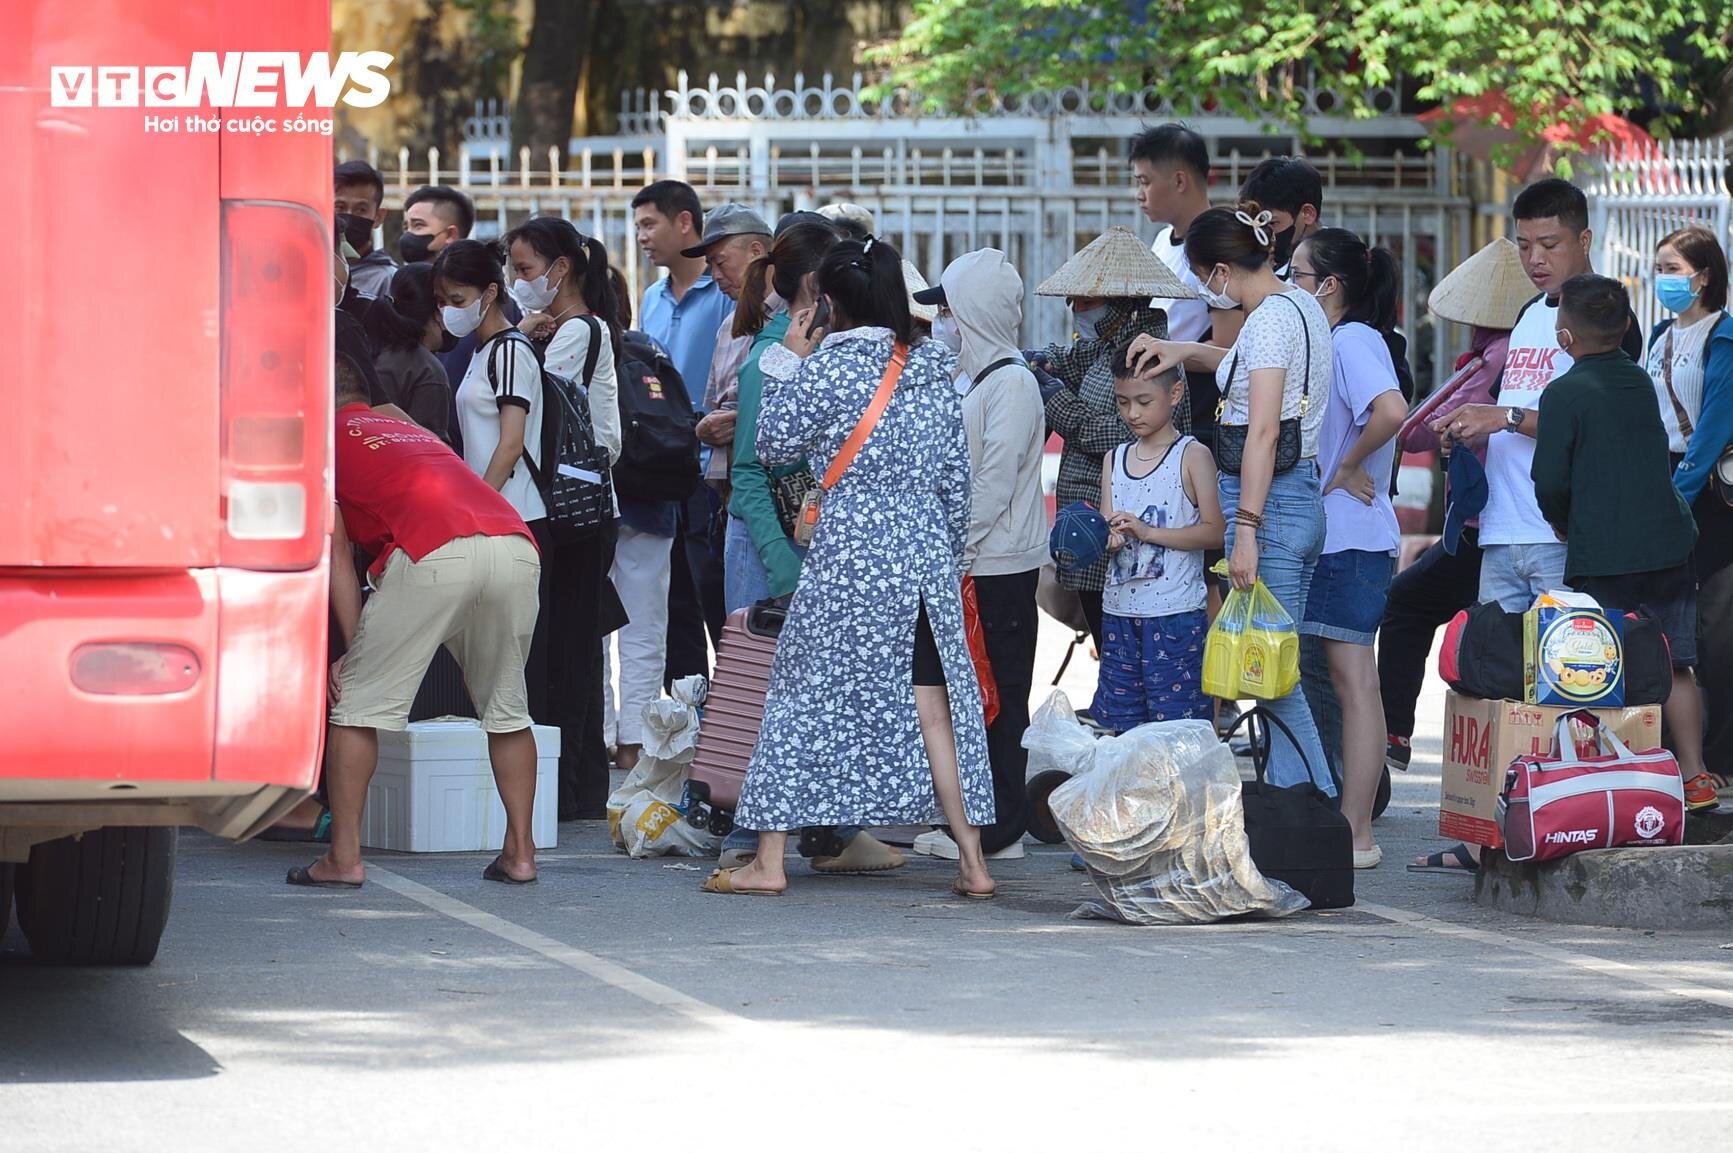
[482,858,536,885]
[701,868,783,896]
[951,880,996,901]
[1353,845,1383,870]
[810,831,907,874]
[1407,843,1477,874]
[285,862,361,888]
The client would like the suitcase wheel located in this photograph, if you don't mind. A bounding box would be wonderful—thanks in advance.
[1025,769,1074,845]
[709,809,735,837]
[686,803,711,830]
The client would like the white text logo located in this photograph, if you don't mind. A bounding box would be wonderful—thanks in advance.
[51,53,393,110]
[1543,828,1599,846]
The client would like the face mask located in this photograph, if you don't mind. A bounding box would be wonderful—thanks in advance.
[1556,328,1575,356]
[441,293,488,338]
[1655,273,1700,314]
[511,264,565,313]
[335,212,374,252]
[1272,224,1298,270]
[1311,277,1334,303]
[1198,267,1239,310]
[934,313,963,354]
[1073,303,1110,341]
[399,231,435,265]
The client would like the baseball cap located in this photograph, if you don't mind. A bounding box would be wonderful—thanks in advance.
[1442,448,1488,556]
[680,202,772,258]
[1050,502,1111,574]
[912,283,947,306]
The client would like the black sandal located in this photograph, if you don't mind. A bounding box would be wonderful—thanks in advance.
[1407,843,1477,874]
[285,862,362,888]
[482,858,536,885]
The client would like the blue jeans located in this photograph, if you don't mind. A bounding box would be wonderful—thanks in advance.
[1221,461,1333,794]
[1478,542,1567,612]
[723,515,772,616]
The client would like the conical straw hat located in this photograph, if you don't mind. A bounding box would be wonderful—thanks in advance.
[1036,226,1198,300]
[1428,237,1534,330]
[902,260,938,323]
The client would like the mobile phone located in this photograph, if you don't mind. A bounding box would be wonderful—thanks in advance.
[805,297,831,340]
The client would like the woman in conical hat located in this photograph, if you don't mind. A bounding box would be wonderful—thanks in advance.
[1033,226,1198,643]
[1395,237,1527,873]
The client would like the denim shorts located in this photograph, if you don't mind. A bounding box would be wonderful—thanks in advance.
[1301,548,1396,645]
[1573,560,1699,668]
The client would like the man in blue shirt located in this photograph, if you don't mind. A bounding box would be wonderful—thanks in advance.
[633,180,732,690]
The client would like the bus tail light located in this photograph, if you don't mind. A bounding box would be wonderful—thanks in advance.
[219,200,330,570]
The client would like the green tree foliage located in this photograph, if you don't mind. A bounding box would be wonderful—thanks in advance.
[871,0,1733,151]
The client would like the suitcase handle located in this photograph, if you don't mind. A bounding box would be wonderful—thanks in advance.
[747,598,789,639]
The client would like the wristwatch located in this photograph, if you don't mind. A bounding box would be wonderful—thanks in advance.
[1505,407,1525,432]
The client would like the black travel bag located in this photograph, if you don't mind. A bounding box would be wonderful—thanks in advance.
[1226,708,1355,910]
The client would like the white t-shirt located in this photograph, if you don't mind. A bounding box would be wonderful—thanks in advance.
[457,333,547,522]
[1644,312,1716,454]
[1103,438,1206,618]
[1481,297,1567,546]
[545,314,621,464]
[1150,226,1211,344]
[1214,288,1332,459]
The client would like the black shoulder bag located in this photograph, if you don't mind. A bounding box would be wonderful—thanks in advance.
[1215,293,1311,476]
[1224,706,1354,910]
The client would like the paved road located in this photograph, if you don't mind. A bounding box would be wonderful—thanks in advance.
[5,624,1733,1152]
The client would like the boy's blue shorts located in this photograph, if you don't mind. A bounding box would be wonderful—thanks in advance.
[1092,609,1211,732]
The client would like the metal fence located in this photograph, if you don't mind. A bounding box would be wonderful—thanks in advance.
[1588,138,1732,340]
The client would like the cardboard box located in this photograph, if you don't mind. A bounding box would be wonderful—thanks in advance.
[364,720,560,852]
[1440,693,1660,847]
[1524,598,1625,708]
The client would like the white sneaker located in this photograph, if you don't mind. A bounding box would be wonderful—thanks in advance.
[910,830,1026,860]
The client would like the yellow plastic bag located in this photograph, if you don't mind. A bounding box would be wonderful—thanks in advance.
[1203,577,1300,701]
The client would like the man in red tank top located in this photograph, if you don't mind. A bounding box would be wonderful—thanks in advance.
[287,357,543,889]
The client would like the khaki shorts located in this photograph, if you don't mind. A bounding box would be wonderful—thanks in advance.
[331,533,541,733]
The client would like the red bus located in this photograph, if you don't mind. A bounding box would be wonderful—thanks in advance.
[0,4,334,962]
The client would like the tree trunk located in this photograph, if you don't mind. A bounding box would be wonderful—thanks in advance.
[513,0,590,168]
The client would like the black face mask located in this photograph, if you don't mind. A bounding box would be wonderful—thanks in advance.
[335,212,374,252]
[399,231,435,265]
[1271,224,1298,271]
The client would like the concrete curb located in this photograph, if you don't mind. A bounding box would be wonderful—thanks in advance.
[1475,813,1733,929]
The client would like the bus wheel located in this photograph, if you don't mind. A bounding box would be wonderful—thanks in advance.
[15,827,176,966]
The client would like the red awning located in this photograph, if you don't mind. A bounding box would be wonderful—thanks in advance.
[1419,94,1654,180]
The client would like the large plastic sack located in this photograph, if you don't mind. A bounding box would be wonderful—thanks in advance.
[606,677,721,858]
[1027,691,1308,924]
[1203,577,1300,701]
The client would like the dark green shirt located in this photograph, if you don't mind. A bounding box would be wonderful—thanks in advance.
[1532,350,1696,581]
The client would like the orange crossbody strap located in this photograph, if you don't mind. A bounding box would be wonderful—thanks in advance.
[821,341,908,490]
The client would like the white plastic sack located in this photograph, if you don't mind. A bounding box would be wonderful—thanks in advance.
[1026,691,1308,924]
[606,677,720,858]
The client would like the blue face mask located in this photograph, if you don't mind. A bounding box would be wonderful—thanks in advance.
[1655,273,1700,314]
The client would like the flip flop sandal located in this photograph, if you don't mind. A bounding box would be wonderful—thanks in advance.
[701,868,784,896]
[951,880,996,901]
[1406,842,1477,874]
[482,859,537,885]
[285,862,362,888]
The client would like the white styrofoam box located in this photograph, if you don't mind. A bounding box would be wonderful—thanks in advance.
[364,720,559,853]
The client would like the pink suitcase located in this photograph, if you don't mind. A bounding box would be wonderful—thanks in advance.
[686,602,785,822]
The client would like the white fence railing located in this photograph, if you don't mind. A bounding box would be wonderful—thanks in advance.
[1589,138,1732,339]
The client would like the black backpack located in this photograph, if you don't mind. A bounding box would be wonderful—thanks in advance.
[1438,601,1673,707]
[613,330,701,502]
[485,323,613,543]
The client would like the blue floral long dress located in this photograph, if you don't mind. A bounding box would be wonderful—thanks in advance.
[732,327,996,831]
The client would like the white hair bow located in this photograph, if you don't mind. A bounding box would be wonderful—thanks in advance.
[1234,209,1274,247]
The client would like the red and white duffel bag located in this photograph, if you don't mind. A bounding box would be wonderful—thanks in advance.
[1497,710,1686,863]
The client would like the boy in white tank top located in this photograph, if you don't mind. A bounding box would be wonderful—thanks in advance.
[1095,347,1227,732]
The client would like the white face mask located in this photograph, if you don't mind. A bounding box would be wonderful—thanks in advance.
[934,312,963,354]
[1073,303,1110,341]
[441,296,486,338]
[1198,266,1239,310]
[510,265,564,313]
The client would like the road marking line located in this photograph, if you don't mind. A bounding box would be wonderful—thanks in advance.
[367,865,745,1030]
[1358,900,1733,1011]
